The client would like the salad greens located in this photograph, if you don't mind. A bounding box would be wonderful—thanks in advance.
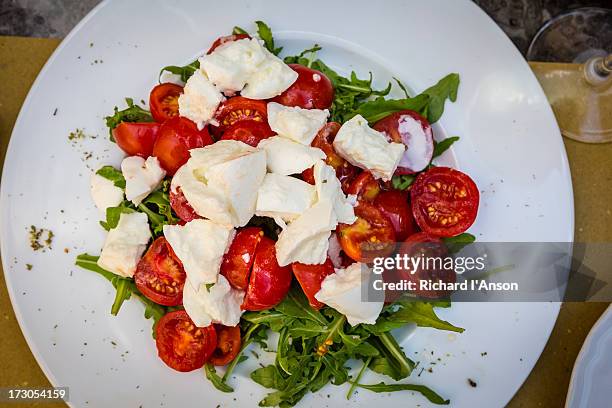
[105,98,153,141]
[79,20,469,408]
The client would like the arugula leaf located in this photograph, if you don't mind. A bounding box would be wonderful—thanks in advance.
[137,179,178,236]
[421,73,460,123]
[442,232,476,254]
[205,364,234,393]
[394,77,411,98]
[353,94,430,124]
[432,136,460,160]
[255,21,282,55]
[391,174,415,191]
[382,302,464,333]
[100,201,135,231]
[96,166,126,189]
[274,287,328,326]
[251,365,288,390]
[159,60,199,83]
[369,332,414,380]
[104,98,153,141]
[352,382,450,405]
[346,356,373,399]
[75,254,168,338]
[232,26,248,35]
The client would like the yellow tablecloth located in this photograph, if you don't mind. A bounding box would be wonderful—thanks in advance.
[0,36,610,408]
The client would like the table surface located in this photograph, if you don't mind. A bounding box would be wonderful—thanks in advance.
[0,36,610,408]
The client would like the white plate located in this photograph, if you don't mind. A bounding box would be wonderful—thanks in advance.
[566,306,612,408]
[0,0,573,407]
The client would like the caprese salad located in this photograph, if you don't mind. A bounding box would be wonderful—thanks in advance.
[76,21,478,407]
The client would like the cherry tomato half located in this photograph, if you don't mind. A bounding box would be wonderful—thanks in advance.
[292,259,335,310]
[410,166,479,237]
[220,120,274,147]
[207,33,251,54]
[135,237,186,306]
[155,310,217,372]
[169,187,200,223]
[112,122,160,158]
[220,227,264,290]
[303,122,359,192]
[393,232,456,299]
[347,171,381,201]
[209,325,242,366]
[213,97,268,136]
[242,237,292,311]
[373,110,434,174]
[374,190,417,242]
[338,201,396,263]
[150,83,183,123]
[152,116,213,175]
[273,64,334,110]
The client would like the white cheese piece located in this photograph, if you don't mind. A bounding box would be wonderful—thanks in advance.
[97,212,151,278]
[257,136,326,175]
[121,156,166,206]
[275,200,337,266]
[163,219,234,290]
[182,276,244,327]
[397,115,431,172]
[90,173,124,213]
[313,160,356,224]
[172,141,267,227]
[333,114,406,181]
[200,38,267,94]
[267,102,329,145]
[315,263,383,326]
[241,51,298,99]
[178,69,225,130]
[159,70,185,86]
[255,173,316,222]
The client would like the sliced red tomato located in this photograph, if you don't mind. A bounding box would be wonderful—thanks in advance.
[150,83,183,123]
[212,97,268,136]
[292,259,335,310]
[209,325,241,366]
[393,232,456,299]
[220,120,274,147]
[112,122,160,158]
[155,310,217,372]
[220,227,263,290]
[169,187,200,223]
[207,33,251,54]
[410,166,479,237]
[347,171,381,201]
[374,190,417,242]
[135,237,186,306]
[303,122,359,192]
[337,201,396,263]
[273,64,334,110]
[373,110,434,174]
[152,116,213,175]
[242,237,292,311]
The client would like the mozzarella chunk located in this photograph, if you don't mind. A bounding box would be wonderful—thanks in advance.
[257,136,325,175]
[275,200,337,266]
[267,102,329,145]
[241,52,298,99]
[90,173,124,213]
[313,161,356,224]
[200,38,267,94]
[121,156,166,206]
[182,276,244,327]
[163,219,234,290]
[333,115,405,181]
[315,263,383,326]
[159,70,185,86]
[256,174,316,222]
[172,141,266,227]
[178,69,225,130]
[97,212,151,278]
